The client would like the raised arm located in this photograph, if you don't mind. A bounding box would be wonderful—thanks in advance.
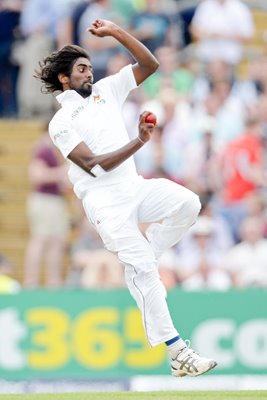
[88,19,159,85]
[67,112,155,177]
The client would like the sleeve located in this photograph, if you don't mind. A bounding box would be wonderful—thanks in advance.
[190,3,207,30]
[236,5,255,37]
[100,64,138,107]
[49,115,83,159]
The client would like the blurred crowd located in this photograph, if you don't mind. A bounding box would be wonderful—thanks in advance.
[1,0,267,292]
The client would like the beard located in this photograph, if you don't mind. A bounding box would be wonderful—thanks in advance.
[75,85,92,98]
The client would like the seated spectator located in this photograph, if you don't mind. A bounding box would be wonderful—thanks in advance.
[66,216,104,288]
[192,59,258,106]
[0,255,21,294]
[175,215,232,291]
[134,122,183,181]
[257,94,267,135]
[247,55,267,97]
[67,210,125,290]
[210,79,246,144]
[190,0,254,66]
[141,45,195,99]
[183,116,217,198]
[179,196,234,252]
[244,190,267,238]
[158,248,180,290]
[224,216,267,288]
[138,87,192,180]
[80,249,125,289]
[23,126,70,289]
[189,83,245,149]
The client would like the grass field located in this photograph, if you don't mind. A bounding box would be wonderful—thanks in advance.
[0,392,266,400]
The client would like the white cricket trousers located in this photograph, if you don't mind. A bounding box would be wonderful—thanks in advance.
[82,176,201,347]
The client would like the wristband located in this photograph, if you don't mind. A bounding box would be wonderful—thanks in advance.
[138,136,145,144]
[90,164,106,177]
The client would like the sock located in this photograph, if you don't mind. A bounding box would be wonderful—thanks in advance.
[166,336,186,359]
[165,335,180,346]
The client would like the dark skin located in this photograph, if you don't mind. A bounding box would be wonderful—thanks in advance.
[58,19,159,177]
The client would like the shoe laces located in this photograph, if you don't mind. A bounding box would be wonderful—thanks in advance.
[176,340,201,363]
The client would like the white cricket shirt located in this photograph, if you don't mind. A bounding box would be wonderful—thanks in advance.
[191,0,254,65]
[49,64,138,199]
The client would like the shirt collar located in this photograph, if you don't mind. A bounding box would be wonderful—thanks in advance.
[56,89,91,104]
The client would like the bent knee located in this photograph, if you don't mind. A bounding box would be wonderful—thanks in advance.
[173,192,201,225]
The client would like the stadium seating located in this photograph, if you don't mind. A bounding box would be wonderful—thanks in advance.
[0,120,41,282]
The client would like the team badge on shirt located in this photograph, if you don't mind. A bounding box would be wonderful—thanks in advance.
[93,95,106,105]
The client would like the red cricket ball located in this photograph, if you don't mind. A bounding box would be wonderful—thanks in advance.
[145,113,157,125]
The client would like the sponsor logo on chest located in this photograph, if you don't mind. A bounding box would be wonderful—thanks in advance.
[71,105,84,120]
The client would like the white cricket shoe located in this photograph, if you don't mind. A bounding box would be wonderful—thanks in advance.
[171,345,217,377]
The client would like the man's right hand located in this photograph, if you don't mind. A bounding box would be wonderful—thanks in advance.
[138,111,156,144]
[87,19,116,37]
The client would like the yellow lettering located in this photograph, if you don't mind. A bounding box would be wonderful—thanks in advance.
[73,308,121,369]
[27,308,70,369]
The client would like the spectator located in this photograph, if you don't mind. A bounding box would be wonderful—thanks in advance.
[15,0,78,117]
[192,59,258,106]
[212,79,246,144]
[178,5,196,47]
[183,116,217,198]
[137,87,192,180]
[57,0,91,49]
[129,0,176,54]
[66,203,126,290]
[175,215,231,291]
[248,55,267,97]
[157,248,179,290]
[243,190,267,237]
[212,112,267,242]
[110,0,136,22]
[141,45,195,99]
[0,0,23,117]
[23,126,70,288]
[190,0,254,66]
[78,0,123,81]
[224,216,267,288]
[189,91,222,143]
[190,80,245,150]
[0,255,21,294]
[66,215,103,288]
[257,94,267,139]
[178,197,234,253]
[80,249,125,289]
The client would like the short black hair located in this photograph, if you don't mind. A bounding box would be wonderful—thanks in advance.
[35,45,90,93]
